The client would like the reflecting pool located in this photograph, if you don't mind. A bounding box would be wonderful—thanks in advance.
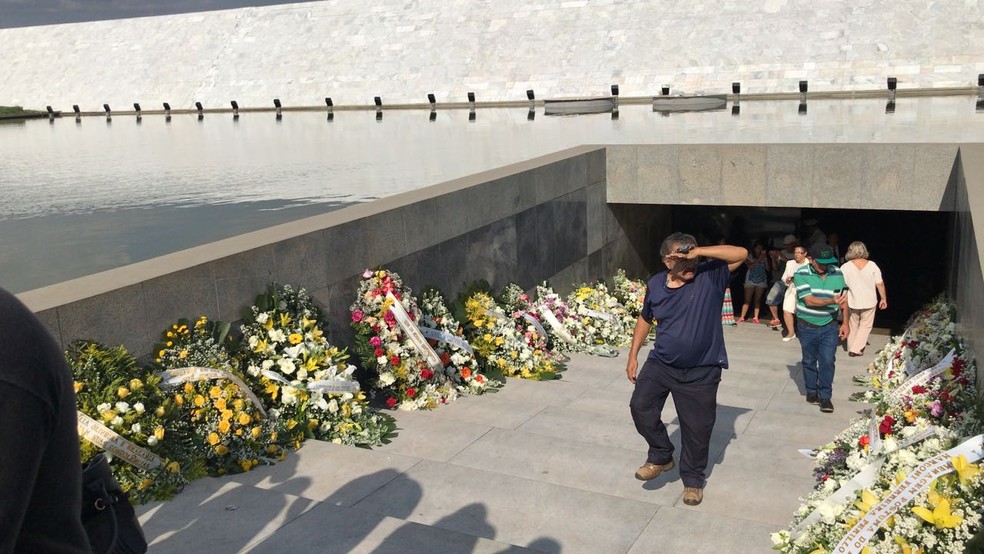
[1,95,981,293]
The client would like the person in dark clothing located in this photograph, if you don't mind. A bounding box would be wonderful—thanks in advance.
[626,233,746,506]
[0,287,91,553]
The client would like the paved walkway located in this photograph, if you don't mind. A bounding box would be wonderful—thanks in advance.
[136,322,886,553]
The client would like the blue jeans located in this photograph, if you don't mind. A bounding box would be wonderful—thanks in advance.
[797,320,839,400]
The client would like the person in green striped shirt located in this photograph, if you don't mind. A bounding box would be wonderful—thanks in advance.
[793,243,849,413]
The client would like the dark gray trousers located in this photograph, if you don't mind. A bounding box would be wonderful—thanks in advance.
[629,358,722,489]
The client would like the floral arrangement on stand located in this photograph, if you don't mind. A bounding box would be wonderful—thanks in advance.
[772,296,984,554]
[526,283,594,355]
[566,282,634,353]
[460,285,560,380]
[612,269,647,319]
[418,286,502,394]
[239,284,394,447]
[153,316,291,476]
[350,269,459,410]
[70,340,204,503]
[496,283,572,361]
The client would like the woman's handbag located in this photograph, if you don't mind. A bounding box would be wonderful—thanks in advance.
[80,454,149,554]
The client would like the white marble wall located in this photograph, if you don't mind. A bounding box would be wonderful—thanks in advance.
[1,0,982,111]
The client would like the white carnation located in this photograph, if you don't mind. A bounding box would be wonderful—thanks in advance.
[133,402,145,414]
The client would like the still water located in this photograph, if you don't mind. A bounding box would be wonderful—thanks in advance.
[1,96,981,293]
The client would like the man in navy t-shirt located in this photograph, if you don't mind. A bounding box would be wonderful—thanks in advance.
[626,232,746,506]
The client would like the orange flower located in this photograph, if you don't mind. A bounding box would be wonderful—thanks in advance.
[461,367,472,379]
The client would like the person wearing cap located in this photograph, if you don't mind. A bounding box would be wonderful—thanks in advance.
[626,232,747,506]
[793,244,849,413]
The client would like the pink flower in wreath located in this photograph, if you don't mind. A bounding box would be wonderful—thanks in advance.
[363,269,374,278]
[351,310,364,323]
[930,400,944,418]
[369,336,382,347]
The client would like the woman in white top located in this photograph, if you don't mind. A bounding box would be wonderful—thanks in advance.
[780,245,810,341]
[840,241,888,356]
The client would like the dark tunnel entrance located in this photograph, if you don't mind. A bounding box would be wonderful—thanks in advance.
[616,204,950,334]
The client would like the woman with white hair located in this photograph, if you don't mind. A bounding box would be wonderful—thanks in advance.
[840,241,888,356]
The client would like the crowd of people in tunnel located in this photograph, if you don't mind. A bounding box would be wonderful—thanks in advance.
[717,219,889,413]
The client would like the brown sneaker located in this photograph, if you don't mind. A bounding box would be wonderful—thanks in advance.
[682,487,703,506]
[634,460,674,481]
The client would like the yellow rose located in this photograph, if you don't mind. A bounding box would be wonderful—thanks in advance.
[218,420,232,434]
[117,387,130,398]
[155,406,165,417]
[100,410,117,422]
[138,479,154,491]
[208,432,220,445]
[233,399,245,411]
[221,409,234,421]
[214,398,227,411]
[174,395,184,406]
[166,461,180,474]
[215,445,229,456]
[193,395,206,407]
[183,382,194,393]
[238,413,252,425]
[154,427,165,440]
[73,382,83,393]
[251,427,261,438]
[178,350,188,359]
[209,386,222,399]
[239,460,252,472]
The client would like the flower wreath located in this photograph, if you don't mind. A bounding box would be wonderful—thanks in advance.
[774,296,984,554]
[567,282,633,350]
[239,284,394,446]
[612,269,647,319]
[70,340,204,503]
[154,316,290,476]
[418,286,501,394]
[350,269,458,410]
[460,288,558,380]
